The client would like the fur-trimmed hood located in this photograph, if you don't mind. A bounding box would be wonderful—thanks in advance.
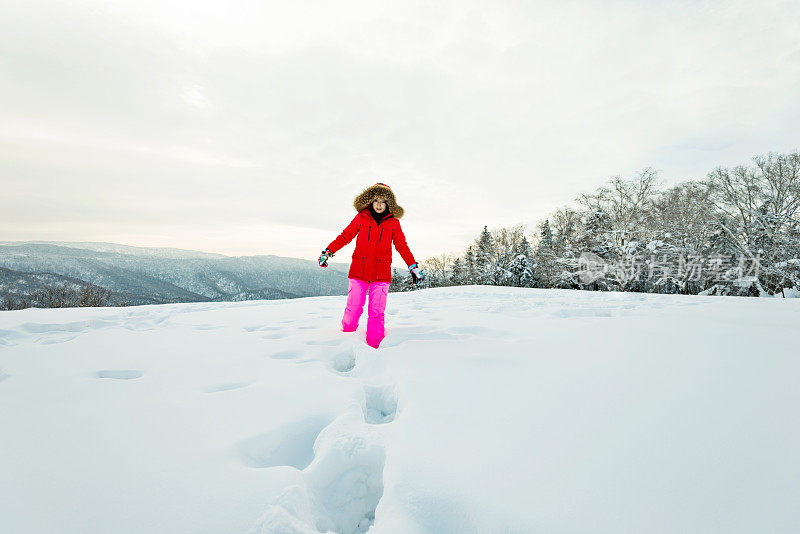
[353,183,404,219]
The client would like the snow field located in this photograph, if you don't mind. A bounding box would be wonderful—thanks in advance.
[1,286,799,533]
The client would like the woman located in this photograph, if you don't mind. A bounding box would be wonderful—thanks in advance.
[318,183,424,348]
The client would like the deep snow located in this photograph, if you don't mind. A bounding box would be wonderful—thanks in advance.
[1,286,798,533]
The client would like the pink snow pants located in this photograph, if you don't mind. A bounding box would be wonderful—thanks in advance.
[342,277,390,348]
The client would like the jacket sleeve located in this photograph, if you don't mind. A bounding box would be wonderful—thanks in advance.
[326,214,361,254]
[392,222,417,267]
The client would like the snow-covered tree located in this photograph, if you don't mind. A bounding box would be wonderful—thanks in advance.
[418,150,800,298]
[707,151,800,295]
[463,246,476,285]
[508,235,534,287]
[533,220,558,288]
[539,220,554,251]
[475,226,496,285]
[450,257,465,286]
[422,253,454,288]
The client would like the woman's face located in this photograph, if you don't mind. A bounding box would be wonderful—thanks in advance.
[372,197,387,213]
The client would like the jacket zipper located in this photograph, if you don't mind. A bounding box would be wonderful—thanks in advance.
[378,228,383,243]
[368,227,371,240]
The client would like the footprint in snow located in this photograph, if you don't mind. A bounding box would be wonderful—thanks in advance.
[123,315,170,330]
[261,332,287,340]
[205,381,250,393]
[553,308,612,318]
[306,339,341,346]
[123,324,155,332]
[252,433,386,534]
[329,348,356,373]
[363,384,398,424]
[37,335,78,345]
[96,370,143,380]
[235,414,334,470]
[0,328,23,341]
[270,351,300,360]
[244,325,282,332]
[449,325,503,336]
[21,319,118,334]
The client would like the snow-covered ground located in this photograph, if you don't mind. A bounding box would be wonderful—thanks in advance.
[1,286,798,534]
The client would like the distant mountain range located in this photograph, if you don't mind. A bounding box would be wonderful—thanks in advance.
[0,241,351,306]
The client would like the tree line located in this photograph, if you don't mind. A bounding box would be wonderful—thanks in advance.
[1,283,118,311]
[398,150,800,297]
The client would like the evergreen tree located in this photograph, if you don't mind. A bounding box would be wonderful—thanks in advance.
[475,226,495,285]
[540,220,554,250]
[506,236,532,287]
[534,220,557,288]
[579,210,614,260]
[518,235,533,258]
[450,257,465,285]
[464,246,476,285]
[570,210,616,290]
[555,219,575,257]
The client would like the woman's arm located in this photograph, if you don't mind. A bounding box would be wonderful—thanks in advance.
[326,214,361,254]
[392,222,417,266]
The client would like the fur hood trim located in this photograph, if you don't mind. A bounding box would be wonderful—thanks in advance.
[353,183,404,219]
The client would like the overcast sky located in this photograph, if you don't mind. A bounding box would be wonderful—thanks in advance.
[2,0,799,264]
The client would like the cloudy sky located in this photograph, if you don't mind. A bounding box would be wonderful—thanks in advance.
[2,0,799,265]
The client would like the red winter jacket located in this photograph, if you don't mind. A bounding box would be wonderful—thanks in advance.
[326,208,416,283]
